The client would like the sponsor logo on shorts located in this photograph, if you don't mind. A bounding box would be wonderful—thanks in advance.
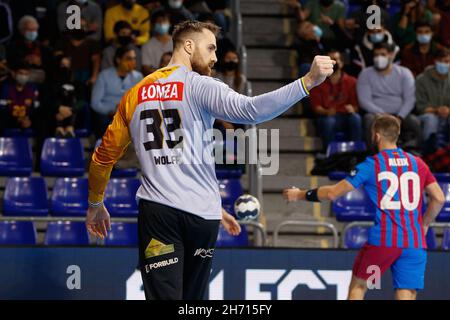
[144,258,179,273]
[194,248,215,258]
[144,238,175,259]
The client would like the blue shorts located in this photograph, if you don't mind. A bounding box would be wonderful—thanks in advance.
[391,248,427,290]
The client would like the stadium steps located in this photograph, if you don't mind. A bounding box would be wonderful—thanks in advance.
[243,16,297,48]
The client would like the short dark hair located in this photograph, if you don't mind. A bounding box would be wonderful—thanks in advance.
[113,20,133,35]
[434,47,450,59]
[373,42,395,53]
[415,20,432,31]
[114,45,135,67]
[372,114,401,142]
[150,8,169,25]
[172,20,221,50]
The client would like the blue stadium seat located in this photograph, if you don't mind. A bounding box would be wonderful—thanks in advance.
[218,178,243,215]
[51,178,88,217]
[344,226,369,249]
[426,227,437,250]
[40,138,85,177]
[326,141,366,157]
[216,224,249,247]
[435,173,450,183]
[104,178,140,217]
[442,228,450,251]
[0,221,37,245]
[104,223,138,246]
[436,182,450,222]
[3,177,49,216]
[111,168,138,178]
[75,128,90,138]
[216,169,243,180]
[2,128,34,137]
[333,186,375,221]
[0,137,33,176]
[44,221,89,245]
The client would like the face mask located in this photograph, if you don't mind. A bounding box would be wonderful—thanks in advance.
[154,23,170,35]
[24,31,38,42]
[16,74,29,86]
[121,0,135,10]
[436,62,450,75]
[223,61,238,71]
[333,63,340,73]
[374,55,390,70]
[370,32,384,43]
[118,35,132,46]
[313,25,323,39]
[417,34,432,44]
[168,0,183,9]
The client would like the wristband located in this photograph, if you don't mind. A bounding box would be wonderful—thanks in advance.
[88,200,103,208]
[305,188,320,202]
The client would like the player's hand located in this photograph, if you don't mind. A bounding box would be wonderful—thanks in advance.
[303,56,336,91]
[86,204,111,239]
[221,209,241,236]
[283,187,301,202]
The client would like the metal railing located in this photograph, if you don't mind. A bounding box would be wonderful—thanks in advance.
[341,221,450,248]
[273,220,340,248]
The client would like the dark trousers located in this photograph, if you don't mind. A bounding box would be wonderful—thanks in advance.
[138,199,220,300]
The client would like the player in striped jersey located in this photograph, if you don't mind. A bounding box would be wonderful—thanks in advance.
[283,114,445,300]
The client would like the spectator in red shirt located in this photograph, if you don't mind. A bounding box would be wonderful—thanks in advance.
[401,20,440,77]
[310,50,362,149]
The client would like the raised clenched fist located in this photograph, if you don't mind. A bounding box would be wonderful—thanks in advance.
[302,55,336,92]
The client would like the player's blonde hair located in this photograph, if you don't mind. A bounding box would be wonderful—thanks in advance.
[372,114,401,142]
[172,20,221,50]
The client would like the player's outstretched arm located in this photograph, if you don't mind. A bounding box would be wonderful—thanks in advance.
[283,180,354,203]
[422,182,445,234]
[194,55,335,125]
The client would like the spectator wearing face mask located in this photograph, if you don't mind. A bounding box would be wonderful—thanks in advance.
[101,20,142,71]
[295,21,326,77]
[394,0,433,48]
[401,20,440,77]
[7,15,52,84]
[0,63,39,132]
[357,42,420,150]
[91,45,143,138]
[165,0,195,27]
[57,0,103,42]
[416,48,450,153]
[310,50,362,150]
[54,18,101,103]
[349,23,400,76]
[104,0,150,46]
[142,9,173,75]
[347,0,390,43]
[215,49,247,94]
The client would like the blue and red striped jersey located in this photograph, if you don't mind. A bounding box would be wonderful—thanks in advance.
[345,148,436,249]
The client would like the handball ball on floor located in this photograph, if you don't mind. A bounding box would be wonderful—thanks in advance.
[234,194,261,221]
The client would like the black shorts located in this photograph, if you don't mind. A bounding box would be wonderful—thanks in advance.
[138,199,220,300]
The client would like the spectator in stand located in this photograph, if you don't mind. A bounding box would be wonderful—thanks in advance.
[401,20,440,77]
[54,18,101,104]
[416,48,450,153]
[0,62,39,132]
[394,0,433,48]
[159,51,172,68]
[51,55,84,138]
[349,22,399,76]
[293,0,346,49]
[57,0,103,42]
[7,15,52,84]
[357,42,420,150]
[310,50,362,149]
[91,45,143,138]
[185,0,212,17]
[428,0,450,47]
[104,0,150,46]
[215,49,247,94]
[165,0,195,27]
[139,0,162,12]
[101,20,142,71]
[295,20,326,77]
[205,0,230,32]
[142,8,173,75]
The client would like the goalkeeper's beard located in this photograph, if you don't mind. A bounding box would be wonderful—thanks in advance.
[191,49,213,76]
